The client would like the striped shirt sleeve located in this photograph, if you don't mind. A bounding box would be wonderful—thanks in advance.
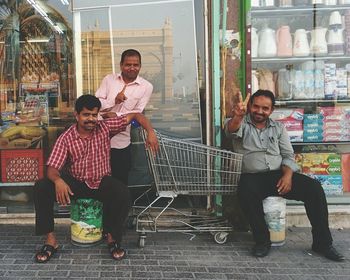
[103,115,127,136]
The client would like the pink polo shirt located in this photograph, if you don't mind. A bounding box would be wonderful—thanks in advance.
[95,73,153,149]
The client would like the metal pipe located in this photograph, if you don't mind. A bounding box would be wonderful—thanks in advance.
[204,0,211,146]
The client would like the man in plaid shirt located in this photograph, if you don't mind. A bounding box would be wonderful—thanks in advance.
[33,95,158,263]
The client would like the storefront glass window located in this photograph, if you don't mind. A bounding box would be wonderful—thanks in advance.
[74,0,203,140]
[0,0,73,212]
[74,0,206,186]
[0,0,206,209]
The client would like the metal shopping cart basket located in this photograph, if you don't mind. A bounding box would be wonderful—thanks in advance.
[136,129,243,247]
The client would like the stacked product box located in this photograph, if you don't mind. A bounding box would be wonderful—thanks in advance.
[336,69,348,99]
[297,153,343,196]
[270,109,304,142]
[318,106,350,142]
[324,63,337,100]
[345,64,350,98]
[303,114,324,142]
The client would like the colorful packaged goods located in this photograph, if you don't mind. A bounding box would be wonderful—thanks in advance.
[271,109,304,142]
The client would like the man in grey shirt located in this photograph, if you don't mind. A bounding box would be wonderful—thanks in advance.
[225,89,344,261]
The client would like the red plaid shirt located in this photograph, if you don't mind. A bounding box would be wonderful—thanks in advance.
[47,116,127,189]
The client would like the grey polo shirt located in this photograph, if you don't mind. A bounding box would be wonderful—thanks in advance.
[224,115,299,174]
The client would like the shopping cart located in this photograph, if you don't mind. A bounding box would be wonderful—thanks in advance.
[136,129,243,247]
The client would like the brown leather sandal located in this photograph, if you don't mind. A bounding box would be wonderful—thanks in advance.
[108,242,126,261]
[35,244,58,263]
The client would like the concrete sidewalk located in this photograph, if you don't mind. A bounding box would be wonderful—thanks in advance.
[0,224,349,279]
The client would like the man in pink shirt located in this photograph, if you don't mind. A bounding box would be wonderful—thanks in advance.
[95,49,153,185]
[33,95,158,263]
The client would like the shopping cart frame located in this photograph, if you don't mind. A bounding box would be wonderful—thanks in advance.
[136,129,242,247]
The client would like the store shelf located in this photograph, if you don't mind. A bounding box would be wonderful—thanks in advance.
[0,182,35,187]
[291,141,350,146]
[252,56,350,63]
[275,98,350,105]
[251,4,350,16]
[289,193,350,205]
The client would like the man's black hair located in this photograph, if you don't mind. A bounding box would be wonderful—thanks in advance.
[75,94,101,113]
[250,89,275,107]
[120,49,142,64]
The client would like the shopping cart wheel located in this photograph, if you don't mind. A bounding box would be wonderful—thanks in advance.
[138,235,146,248]
[214,232,228,244]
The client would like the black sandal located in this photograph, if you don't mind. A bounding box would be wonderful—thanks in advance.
[108,242,126,261]
[35,244,58,263]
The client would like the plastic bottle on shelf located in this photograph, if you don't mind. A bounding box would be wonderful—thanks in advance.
[301,61,315,99]
[291,70,305,99]
[277,67,293,100]
[314,60,325,99]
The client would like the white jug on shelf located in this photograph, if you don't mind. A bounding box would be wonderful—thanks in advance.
[258,27,277,57]
[327,27,345,55]
[293,29,310,56]
[251,0,261,7]
[324,0,337,5]
[329,11,342,26]
[328,28,344,44]
[251,27,259,58]
[264,0,275,7]
[310,27,328,55]
[276,25,293,57]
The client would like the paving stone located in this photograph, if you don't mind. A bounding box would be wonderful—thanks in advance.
[0,225,348,280]
[193,272,227,279]
[162,271,194,278]
[131,271,162,278]
[4,270,37,277]
[69,270,100,277]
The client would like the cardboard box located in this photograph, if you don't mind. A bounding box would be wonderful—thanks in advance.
[271,109,304,122]
[304,114,323,123]
[287,130,303,142]
[303,134,324,142]
[301,153,341,175]
[0,136,42,149]
[271,109,303,142]
[308,175,343,196]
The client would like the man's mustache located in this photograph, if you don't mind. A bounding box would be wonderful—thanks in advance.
[84,121,96,124]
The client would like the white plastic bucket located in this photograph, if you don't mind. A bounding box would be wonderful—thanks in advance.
[263,196,286,246]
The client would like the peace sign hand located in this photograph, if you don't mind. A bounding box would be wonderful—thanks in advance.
[232,92,251,118]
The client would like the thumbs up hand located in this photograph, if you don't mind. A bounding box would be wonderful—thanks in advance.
[115,84,127,104]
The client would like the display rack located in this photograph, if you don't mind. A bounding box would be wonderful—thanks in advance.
[250,3,350,200]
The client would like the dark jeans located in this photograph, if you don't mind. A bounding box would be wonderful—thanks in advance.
[33,173,130,244]
[238,170,332,247]
[110,145,132,185]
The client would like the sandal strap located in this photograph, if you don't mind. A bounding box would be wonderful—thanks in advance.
[108,242,126,260]
[41,244,56,254]
[35,244,57,263]
[108,241,120,253]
